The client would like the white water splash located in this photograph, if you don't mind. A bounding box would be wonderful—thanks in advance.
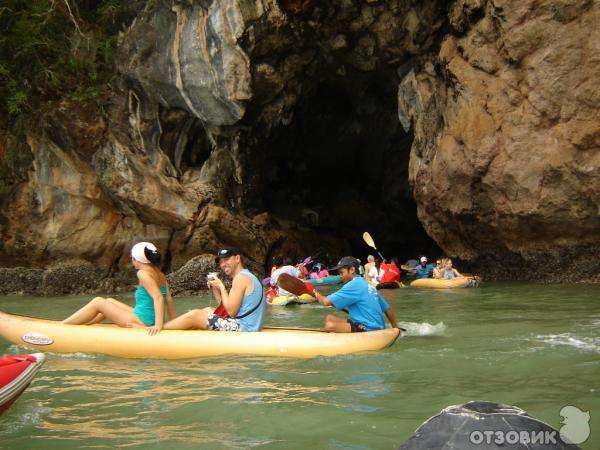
[400,321,447,337]
[536,333,600,353]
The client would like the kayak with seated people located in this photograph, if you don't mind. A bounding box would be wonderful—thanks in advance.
[305,275,342,286]
[0,310,400,359]
[410,276,480,289]
[268,293,317,306]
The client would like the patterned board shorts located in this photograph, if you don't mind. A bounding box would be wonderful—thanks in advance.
[207,313,241,331]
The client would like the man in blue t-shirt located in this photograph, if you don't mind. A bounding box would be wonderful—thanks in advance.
[414,256,434,279]
[312,256,398,333]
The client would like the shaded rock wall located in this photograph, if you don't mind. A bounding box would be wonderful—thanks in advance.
[398,0,600,280]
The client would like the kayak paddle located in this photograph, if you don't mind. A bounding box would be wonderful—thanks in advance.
[277,273,315,297]
[362,232,385,260]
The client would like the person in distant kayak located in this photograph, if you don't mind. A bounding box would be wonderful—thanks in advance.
[317,264,329,278]
[270,257,301,296]
[442,259,463,279]
[165,247,265,332]
[309,263,329,279]
[376,257,401,289]
[358,259,365,276]
[432,258,444,279]
[309,264,320,279]
[312,256,398,333]
[364,255,379,284]
[414,256,434,278]
[63,242,175,335]
[296,259,309,279]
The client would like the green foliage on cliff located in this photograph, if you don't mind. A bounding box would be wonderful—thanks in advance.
[0,136,32,196]
[0,0,139,117]
[0,0,141,194]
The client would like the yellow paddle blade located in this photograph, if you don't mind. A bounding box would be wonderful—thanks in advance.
[362,232,376,249]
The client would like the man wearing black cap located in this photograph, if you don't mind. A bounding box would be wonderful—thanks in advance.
[165,247,265,332]
[312,256,398,333]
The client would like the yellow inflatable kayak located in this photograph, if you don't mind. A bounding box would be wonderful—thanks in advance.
[0,311,400,359]
[269,293,316,306]
[410,277,476,289]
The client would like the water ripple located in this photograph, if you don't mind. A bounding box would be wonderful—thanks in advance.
[535,333,600,353]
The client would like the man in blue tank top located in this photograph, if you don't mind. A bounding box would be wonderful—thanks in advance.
[164,247,265,332]
[312,256,398,333]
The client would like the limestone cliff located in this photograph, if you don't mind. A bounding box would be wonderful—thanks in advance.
[0,0,598,291]
[398,0,600,280]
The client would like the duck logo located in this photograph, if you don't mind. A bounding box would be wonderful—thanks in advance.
[559,405,590,444]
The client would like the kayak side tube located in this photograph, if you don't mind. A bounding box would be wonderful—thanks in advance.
[0,311,401,359]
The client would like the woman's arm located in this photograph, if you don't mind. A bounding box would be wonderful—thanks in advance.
[165,285,176,320]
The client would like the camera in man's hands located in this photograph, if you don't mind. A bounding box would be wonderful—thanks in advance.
[207,272,218,281]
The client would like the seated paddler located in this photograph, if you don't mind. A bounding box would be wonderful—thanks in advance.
[312,256,398,333]
[164,247,265,332]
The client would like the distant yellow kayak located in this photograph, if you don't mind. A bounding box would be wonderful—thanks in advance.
[410,277,475,289]
[269,293,316,306]
[0,311,400,359]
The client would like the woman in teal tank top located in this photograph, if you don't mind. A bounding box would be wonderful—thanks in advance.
[133,285,168,327]
[63,242,175,335]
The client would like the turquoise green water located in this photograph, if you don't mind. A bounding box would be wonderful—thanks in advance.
[0,283,598,449]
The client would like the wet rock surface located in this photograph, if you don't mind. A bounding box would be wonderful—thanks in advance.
[0,267,44,295]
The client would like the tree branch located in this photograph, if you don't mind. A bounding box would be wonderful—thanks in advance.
[62,0,87,40]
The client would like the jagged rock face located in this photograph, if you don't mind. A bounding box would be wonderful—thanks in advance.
[0,0,598,286]
[117,0,252,126]
[112,0,446,257]
[398,0,600,280]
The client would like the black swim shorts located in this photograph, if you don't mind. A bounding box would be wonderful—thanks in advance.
[347,319,367,333]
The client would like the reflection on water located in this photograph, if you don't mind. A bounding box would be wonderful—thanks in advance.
[1,283,599,449]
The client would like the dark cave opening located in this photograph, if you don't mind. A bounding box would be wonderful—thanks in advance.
[256,76,441,263]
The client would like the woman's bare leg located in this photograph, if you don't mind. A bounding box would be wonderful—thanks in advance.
[164,308,211,330]
[84,297,135,324]
[85,313,105,325]
[63,297,141,327]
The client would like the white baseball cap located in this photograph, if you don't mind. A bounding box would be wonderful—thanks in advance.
[131,242,157,263]
[420,256,428,263]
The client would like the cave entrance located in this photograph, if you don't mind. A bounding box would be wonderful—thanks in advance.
[257,74,440,264]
